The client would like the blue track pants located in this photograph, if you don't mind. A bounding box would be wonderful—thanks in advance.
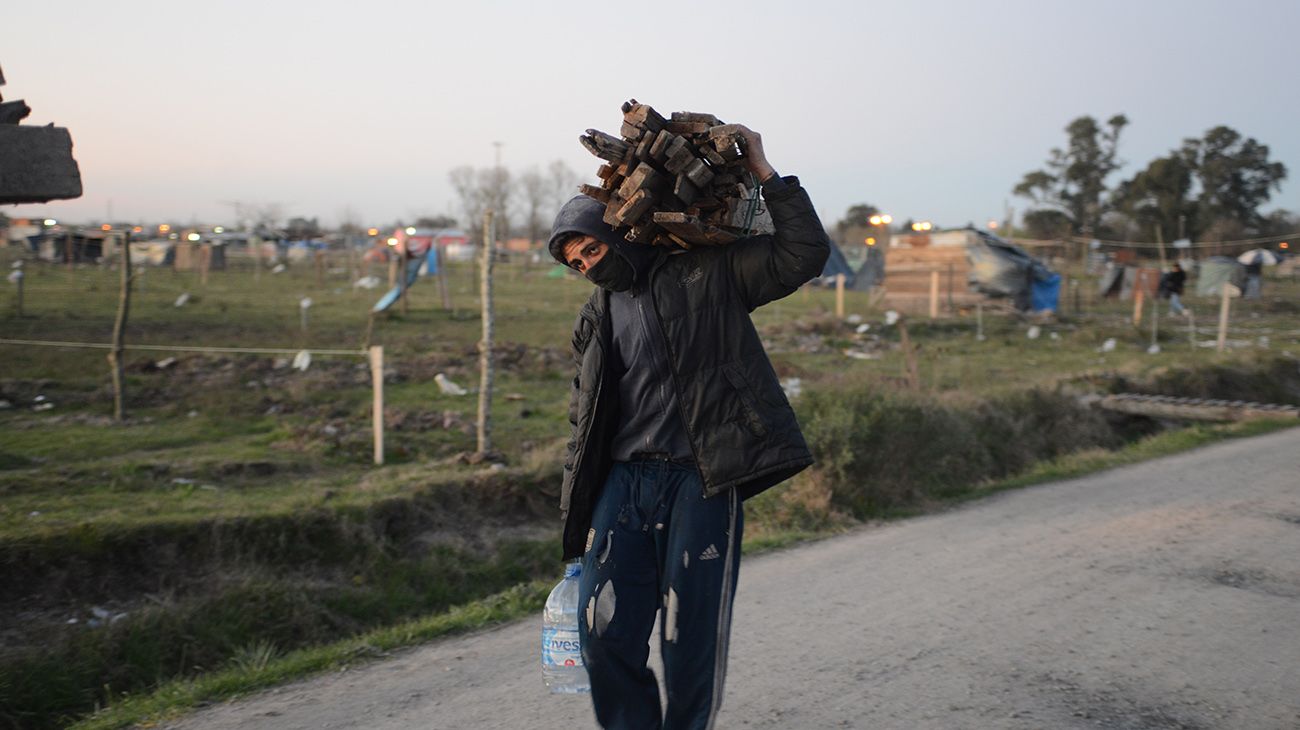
[578,460,743,730]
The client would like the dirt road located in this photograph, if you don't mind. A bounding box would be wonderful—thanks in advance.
[168,427,1300,729]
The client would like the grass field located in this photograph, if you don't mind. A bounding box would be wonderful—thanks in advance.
[2,244,1298,728]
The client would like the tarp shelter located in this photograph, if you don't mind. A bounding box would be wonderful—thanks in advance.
[1196,257,1245,297]
[965,231,1059,312]
[818,240,855,284]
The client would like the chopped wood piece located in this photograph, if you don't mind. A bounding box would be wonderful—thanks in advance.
[684,158,714,188]
[673,174,699,205]
[672,111,721,126]
[579,183,611,203]
[616,189,655,225]
[620,121,643,140]
[623,103,667,133]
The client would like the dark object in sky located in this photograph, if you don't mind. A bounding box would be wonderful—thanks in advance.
[966,230,1060,311]
[0,63,83,204]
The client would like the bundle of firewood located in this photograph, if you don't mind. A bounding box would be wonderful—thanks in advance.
[577,100,773,248]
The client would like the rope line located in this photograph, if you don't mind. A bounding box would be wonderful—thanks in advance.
[0,339,365,357]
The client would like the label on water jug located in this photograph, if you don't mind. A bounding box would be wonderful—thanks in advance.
[541,626,582,668]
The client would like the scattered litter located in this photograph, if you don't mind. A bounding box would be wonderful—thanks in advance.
[28,511,41,518]
[34,395,46,402]
[1258,336,1270,349]
[91,606,111,620]
[6,270,21,284]
[845,313,863,325]
[884,310,900,326]
[1146,344,1161,355]
[353,276,381,290]
[292,350,312,371]
[10,260,22,269]
[1099,338,1117,353]
[271,264,287,274]
[66,617,78,625]
[1026,325,1041,340]
[174,292,191,308]
[855,324,871,334]
[156,357,177,369]
[111,612,129,624]
[1049,332,1060,340]
[780,377,803,398]
[0,400,11,410]
[487,463,506,472]
[272,358,290,370]
[299,297,313,310]
[172,478,196,485]
[322,424,340,436]
[435,373,469,396]
[842,349,879,360]
[186,410,199,418]
[32,403,54,412]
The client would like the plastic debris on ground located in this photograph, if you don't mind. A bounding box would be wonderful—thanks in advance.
[435,373,469,396]
[1027,325,1041,340]
[855,323,871,334]
[174,292,191,308]
[1099,338,1117,353]
[780,377,803,399]
[271,264,287,274]
[884,310,900,326]
[292,350,312,371]
[353,275,381,289]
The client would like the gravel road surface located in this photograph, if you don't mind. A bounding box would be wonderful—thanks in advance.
[167,427,1300,729]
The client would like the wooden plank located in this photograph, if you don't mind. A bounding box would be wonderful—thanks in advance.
[615,189,654,226]
[0,126,83,204]
[617,162,664,201]
[672,111,721,126]
[620,121,643,141]
[673,173,699,205]
[579,183,611,203]
[664,144,695,175]
[666,121,711,135]
[684,157,714,188]
[623,103,667,133]
[649,130,674,162]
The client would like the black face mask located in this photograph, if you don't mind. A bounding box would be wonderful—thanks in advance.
[585,252,635,292]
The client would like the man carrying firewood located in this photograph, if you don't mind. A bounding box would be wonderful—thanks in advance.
[548,124,830,729]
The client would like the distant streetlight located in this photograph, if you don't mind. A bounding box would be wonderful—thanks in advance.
[1280,241,1290,250]
[386,237,399,247]
[987,220,999,230]
[100,224,111,231]
[911,221,933,232]
[187,233,201,241]
[367,228,379,237]
[43,219,57,226]
[405,226,417,235]
[214,226,225,233]
[865,237,877,246]
[159,224,171,233]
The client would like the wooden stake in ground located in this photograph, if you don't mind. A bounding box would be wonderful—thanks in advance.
[108,231,132,421]
[1133,287,1145,327]
[929,269,940,319]
[897,316,922,391]
[1216,283,1236,352]
[835,273,845,318]
[399,250,410,316]
[477,210,496,455]
[199,243,211,287]
[369,345,384,465]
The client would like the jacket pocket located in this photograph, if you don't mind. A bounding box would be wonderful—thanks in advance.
[722,363,769,439]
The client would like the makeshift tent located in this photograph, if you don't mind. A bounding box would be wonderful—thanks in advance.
[818,240,855,283]
[965,231,1059,312]
[1196,257,1245,297]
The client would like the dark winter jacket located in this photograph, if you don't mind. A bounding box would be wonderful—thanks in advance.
[548,176,831,560]
[1159,268,1186,297]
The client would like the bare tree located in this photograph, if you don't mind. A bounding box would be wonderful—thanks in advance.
[548,159,579,211]
[518,166,548,248]
[449,166,513,244]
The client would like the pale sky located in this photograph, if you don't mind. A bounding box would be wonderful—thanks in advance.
[5,0,1298,232]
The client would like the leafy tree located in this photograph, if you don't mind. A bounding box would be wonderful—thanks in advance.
[1182,125,1287,232]
[1021,209,1073,239]
[1113,152,1197,240]
[413,215,457,229]
[1014,114,1129,235]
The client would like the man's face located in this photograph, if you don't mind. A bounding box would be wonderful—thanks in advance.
[562,235,608,275]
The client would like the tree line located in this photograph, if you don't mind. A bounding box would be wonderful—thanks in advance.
[1014,115,1291,242]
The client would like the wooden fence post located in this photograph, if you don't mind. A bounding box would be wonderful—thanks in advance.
[1216,284,1234,352]
[477,210,496,455]
[835,273,845,318]
[929,269,939,319]
[108,231,132,421]
[370,345,384,465]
